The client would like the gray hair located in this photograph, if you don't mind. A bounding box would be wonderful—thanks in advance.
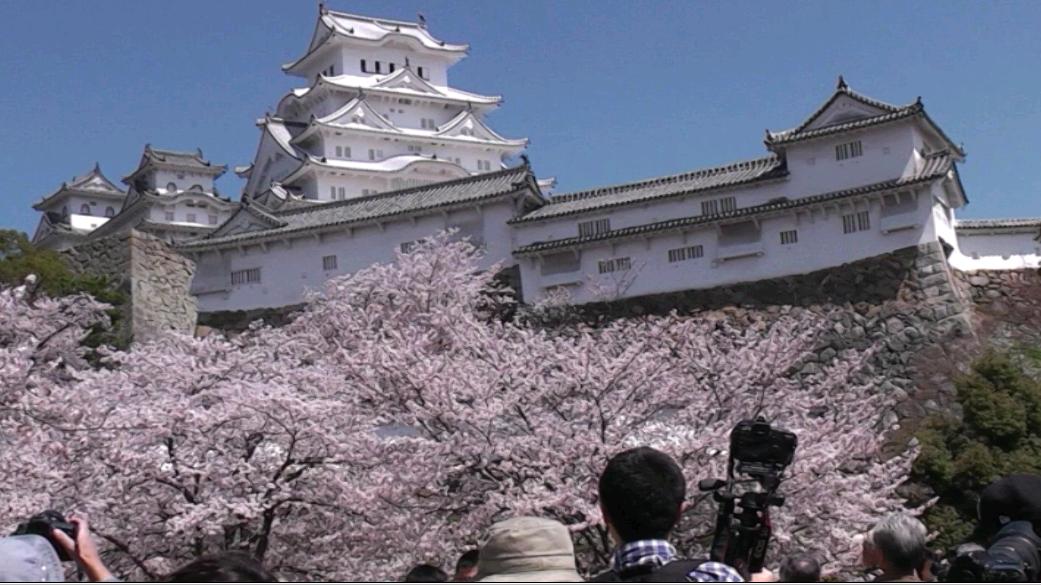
[866,513,928,572]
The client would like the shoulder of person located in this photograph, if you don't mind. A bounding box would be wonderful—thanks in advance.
[595,559,710,583]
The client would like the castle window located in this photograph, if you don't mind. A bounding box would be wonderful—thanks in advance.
[842,211,871,234]
[79,204,91,214]
[231,267,261,285]
[61,206,68,217]
[208,214,218,225]
[360,59,367,73]
[598,257,632,274]
[190,184,203,192]
[164,211,175,221]
[400,241,416,253]
[375,61,381,73]
[338,187,346,200]
[322,255,338,271]
[667,245,704,263]
[420,118,436,130]
[780,229,799,245]
[329,186,336,199]
[835,140,864,161]
[578,218,611,238]
[389,63,396,73]
[335,146,343,157]
[104,206,115,217]
[701,196,737,216]
[167,182,177,192]
[186,213,197,223]
[417,66,426,79]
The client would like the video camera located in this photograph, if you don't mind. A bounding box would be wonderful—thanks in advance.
[937,521,1041,582]
[699,417,798,578]
[12,510,77,561]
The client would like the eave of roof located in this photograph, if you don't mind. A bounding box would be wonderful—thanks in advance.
[282,10,468,74]
[281,154,471,185]
[511,155,788,224]
[280,74,501,113]
[123,145,228,183]
[180,165,539,251]
[514,166,952,256]
[955,218,1041,231]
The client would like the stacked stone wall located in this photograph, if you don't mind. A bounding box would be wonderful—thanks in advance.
[62,230,196,341]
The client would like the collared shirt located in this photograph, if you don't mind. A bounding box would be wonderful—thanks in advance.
[610,539,744,582]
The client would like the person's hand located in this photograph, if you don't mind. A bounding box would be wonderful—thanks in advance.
[750,568,777,582]
[50,513,114,582]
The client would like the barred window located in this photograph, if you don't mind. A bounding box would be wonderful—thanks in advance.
[208,214,218,225]
[578,218,611,238]
[780,230,799,245]
[701,196,736,216]
[836,140,864,161]
[842,211,871,234]
[598,257,632,274]
[186,213,197,223]
[322,255,338,270]
[230,267,261,285]
[164,211,175,221]
[667,245,704,263]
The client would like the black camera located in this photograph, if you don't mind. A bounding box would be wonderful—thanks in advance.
[13,510,77,562]
[699,417,798,578]
[941,521,1041,582]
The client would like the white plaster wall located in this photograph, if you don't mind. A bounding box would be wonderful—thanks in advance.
[147,195,234,227]
[153,169,217,194]
[777,123,916,197]
[949,230,1041,270]
[518,197,938,304]
[55,195,119,218]
[192,198,519,312]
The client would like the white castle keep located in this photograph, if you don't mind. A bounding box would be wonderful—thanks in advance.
[29,6,1041,313]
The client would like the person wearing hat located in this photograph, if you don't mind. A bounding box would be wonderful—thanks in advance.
[476,516,583,582]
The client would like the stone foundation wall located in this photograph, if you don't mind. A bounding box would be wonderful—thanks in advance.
[62,230,197,342]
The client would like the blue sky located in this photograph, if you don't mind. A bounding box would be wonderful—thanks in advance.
[3,0,1041,234]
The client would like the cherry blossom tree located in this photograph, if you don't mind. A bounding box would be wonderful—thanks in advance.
[1,237,915,581]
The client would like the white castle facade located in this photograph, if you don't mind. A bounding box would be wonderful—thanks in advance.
[29,7,1041,314]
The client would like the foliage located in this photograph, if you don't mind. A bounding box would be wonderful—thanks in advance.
[0,230,126,348]
[913,352,1041,549]
[1,236,915,581]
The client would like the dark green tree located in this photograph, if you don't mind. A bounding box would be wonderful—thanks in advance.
[913,352,1041,548]
[0,229,127,348]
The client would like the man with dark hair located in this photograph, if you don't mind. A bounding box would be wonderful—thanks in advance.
[592,446,743,582]
[779,555,821,582]
[405,563,449,582]
[453,549,479,581]
[166,552,277,582]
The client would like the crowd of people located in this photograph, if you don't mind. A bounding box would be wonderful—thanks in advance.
[2,447,1038,582]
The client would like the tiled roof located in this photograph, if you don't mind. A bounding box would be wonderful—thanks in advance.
[33,163,125,210]
[767,103,922,144]
[514,153,956,255]
[180,165,538,250]
[512,155,787,224]
[145,145,222,170]
[784,77,906,137]
[956,218,1041,230]
[124,145,228,183]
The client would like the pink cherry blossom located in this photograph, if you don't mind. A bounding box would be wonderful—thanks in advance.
[1,236,913,581]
